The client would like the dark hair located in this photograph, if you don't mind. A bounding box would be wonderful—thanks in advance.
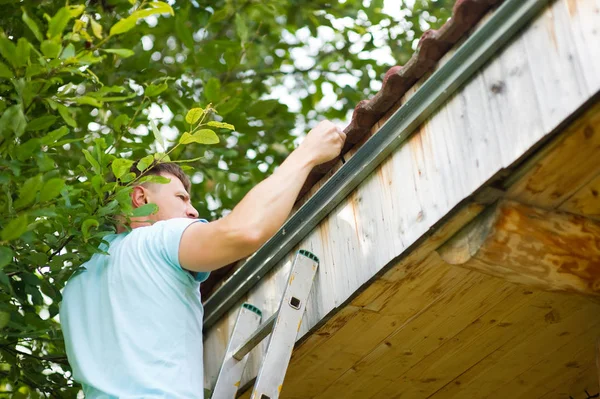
[130,161,191,192]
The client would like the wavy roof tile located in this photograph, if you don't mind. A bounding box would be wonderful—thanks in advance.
[299,0,502,198]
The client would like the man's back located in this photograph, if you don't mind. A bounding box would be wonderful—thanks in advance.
[60,218,209,399]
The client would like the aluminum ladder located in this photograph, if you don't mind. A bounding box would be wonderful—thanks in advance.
[211,250,319,399]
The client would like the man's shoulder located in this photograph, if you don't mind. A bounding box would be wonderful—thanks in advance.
[139,218,207,234]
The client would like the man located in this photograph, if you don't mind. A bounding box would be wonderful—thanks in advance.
[59,120,346,398]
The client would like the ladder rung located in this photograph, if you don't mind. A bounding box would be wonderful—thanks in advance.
[232,311,278,361]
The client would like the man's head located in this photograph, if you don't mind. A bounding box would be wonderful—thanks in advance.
[127,162,199,228]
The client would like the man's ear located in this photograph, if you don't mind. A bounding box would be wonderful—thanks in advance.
[131,186,148,208]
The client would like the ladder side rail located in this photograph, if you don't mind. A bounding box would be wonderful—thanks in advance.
[212,304,262,399]
[250,251,319,399]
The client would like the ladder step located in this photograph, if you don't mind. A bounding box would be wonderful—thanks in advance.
[233,311,278,361]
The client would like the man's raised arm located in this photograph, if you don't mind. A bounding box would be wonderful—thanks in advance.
[179,120,346,272]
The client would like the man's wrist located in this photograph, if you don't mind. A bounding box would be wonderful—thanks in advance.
[289,146,318,169]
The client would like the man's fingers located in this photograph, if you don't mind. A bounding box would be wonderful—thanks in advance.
[335,126,346,142]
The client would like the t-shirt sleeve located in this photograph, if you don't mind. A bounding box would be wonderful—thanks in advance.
[146,218,210,283]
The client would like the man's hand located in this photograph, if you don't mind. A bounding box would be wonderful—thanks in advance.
[297,120,347,166]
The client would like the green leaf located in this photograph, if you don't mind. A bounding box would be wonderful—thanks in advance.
[0,61,13,79]
[39,178,65,202]
[130,2,175,20]
[217,98,241,116]
[173,156,203,163]
[108,3,171,36]
[70,96,102,107]
[0,105,27,138]
[103,48,135,58]
[179,129,219,145]
[137,155,155,172]
[150,120,164,149]
[131,203,158,217]
[41,126,69,145]
[1,214,29,241]
[22,8,43,42]
[185,108,204,124]
[0,247,13,269]
[77,51,104,64]
[235,14,249,42]
[174,12,194,49]
[109,17,138,36]
[145,82,168,97]
[112,158,134,179]
[153,152,171,162]
[0,37,17,68]
[26,115,57,131]
[57,104,76,127]
[60,43,76,59]
[113,114,130,131]
[0,311,9,329]
[40,40,61,58]
[90,18,103,39]
[82,149,101,174]
[210,9,231,24]
[148,1,175,16]
[82,219,99,240]
[47,7,73,39]
[204,78,221,102]
[25,64,44,78]
[138,174,171,184]
[14,174,43,209]
[15,38,31,67]
[207,121,235,130]
[15,138,40,161]
[91,174,104,196]
[68,5,85,18]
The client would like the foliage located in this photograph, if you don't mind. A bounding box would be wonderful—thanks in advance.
[0,0,452,396]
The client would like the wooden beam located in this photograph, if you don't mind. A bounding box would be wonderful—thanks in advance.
[437,200,600,296]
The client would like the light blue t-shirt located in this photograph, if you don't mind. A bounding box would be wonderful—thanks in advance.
[60,218,210,398]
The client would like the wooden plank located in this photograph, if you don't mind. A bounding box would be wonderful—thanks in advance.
[560,172,600,220]
[311,271,518,399]
[566,0,600,93]
[521,0,589,133]
[536,363,600,399]
[437,200,600,296]
[369,292,585,399]
[506,99,600,209]
[429,296,600,398]
[478,18,545,169]
[488,317,600,399]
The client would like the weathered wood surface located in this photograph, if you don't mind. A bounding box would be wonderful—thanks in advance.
[438,200,600,296]
[507,100,600,209]
[560,173,600,220]
[203,0,600,396]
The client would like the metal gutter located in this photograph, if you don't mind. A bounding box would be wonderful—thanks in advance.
[203,0,551,329]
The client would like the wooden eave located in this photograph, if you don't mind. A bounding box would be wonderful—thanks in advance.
[203,0,600,397]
